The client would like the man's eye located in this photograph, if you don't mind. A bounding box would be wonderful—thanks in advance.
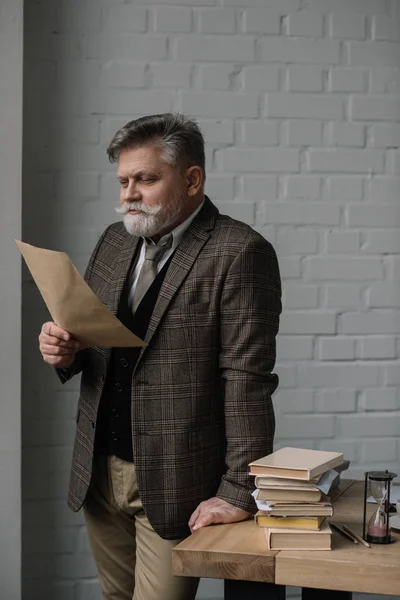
[120,180,128,186]
[141,178,156,184]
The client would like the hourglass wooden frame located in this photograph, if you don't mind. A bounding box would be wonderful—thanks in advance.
[362,470,397,545]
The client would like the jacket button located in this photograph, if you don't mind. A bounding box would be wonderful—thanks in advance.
[111,431,119,441]
[120,358,129,368]
[111,408,120,418]
[114,382,123,392]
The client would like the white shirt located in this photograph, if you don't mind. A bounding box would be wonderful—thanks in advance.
[128,201,204,305]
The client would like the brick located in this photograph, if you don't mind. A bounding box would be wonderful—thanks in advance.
[372,15,400,42]
[222,0,300,8]
[259,38,340,65]
[243,65,280,91]
[304,256,383,281]
[274,389,314,413]
[103,6,147,31]
[242,121,279,146]
[279,312,336,335]
[87,89,172,115]
[241,176,277,200]
[361,387,399,411]
[277,336,314,360]
[329,13,366,39]
[330,123,365,148]
[361,438,398,462]
[199,64,238,90]
[325,231,360,254]
[318,337,355,361]
[329,68,366,92]
[264,203,340,226]
[358,336,397,360]
[76,581,103,600]
[181,92,257,118]
[385,364,400,385]
[337,415,400,438]
[367,283,400,308]
[83,34,167,60]
[285,175,321,199]
[308,150,384,174]
[287,66,324,92]
[316,389,357,413]
[362,230,400,254]
[339,312,400,334]
[199,8,236,33]
[197,120,234,145]
[221,148,299,173]
[54,555,97,580]
[282,415,336,438]
[286,120,322,146]
[287,11,323,37]
[307,0,387,14]
[138,0,214,4]
[347,204,400,227]
[24,420,76,447]
[214,201,255,225]
[57,3,102,32]
[326,283,361,313]
[278,257,301,279]
[99,61,146,88]
[205,175,235,200]
[175,35,254,62]
[155,7,191,32]
[267,94,342,119]
[370,68,400,94]
[151,63,192,88]
[386,150,400,175]
[319,440,357,461]
[283,284,319,309]
[277,229,318,255]
[350,41,400,67]
[328,176,364,201]
[351,97,400,121]
[298,364,380,388]
[275,364,297,388]
[387,257,400,280]
[243,9,280,34]
[371,124,400,148]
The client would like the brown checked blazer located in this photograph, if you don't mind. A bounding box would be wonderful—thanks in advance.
[60,197,281,540]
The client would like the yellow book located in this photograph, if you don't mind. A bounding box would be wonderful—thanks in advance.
[255,514,325,531]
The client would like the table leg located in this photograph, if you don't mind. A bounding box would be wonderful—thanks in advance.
[302,588,351,600]
[224,580,286,599]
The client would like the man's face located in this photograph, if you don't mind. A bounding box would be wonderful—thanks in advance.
[115,145,186,238]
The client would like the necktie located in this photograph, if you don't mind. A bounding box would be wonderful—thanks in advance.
[132,233,172,313]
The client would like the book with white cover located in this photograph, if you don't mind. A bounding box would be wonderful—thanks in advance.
[249,447,343,481]
[265,520,332,550]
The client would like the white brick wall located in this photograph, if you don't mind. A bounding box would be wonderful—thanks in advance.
[22,0,400,599]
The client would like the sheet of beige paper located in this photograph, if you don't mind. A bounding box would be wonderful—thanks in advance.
[16,240,146,348]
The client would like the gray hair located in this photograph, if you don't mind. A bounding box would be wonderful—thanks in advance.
[107,113,206,179]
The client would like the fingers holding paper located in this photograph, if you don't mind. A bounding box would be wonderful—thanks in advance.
[39,321,80,368]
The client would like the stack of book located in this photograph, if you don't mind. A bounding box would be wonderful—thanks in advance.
[249,447,344,550]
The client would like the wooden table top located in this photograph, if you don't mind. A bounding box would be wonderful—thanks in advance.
[172,481,400,595]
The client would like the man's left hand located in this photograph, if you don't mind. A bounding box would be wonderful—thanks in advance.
[188,497,250,532]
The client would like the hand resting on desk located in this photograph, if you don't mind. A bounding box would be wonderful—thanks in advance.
[189,497,250,532]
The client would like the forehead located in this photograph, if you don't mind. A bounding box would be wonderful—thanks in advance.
[117,145,169,175]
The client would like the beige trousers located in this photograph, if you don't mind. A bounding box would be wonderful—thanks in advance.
[83,454,199,600]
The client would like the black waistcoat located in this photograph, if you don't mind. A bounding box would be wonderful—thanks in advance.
[95,252,173,462]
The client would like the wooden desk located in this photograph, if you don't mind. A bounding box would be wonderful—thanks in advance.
[172,482,400,599]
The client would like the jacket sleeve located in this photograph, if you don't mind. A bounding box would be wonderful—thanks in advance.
[55,225,112,384]
[216,236,282,512]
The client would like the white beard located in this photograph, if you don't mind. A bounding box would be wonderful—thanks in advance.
[115,193,185,237]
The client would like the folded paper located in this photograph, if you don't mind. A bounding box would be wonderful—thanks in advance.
[16,240,146,349]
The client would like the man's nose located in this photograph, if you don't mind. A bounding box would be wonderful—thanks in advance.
[121,181,141,203]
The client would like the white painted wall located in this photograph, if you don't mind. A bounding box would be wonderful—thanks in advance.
[0,0,23,598]
[22,0,400,598]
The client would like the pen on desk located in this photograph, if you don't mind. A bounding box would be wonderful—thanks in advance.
[342,524,371,548]
[330,522,358,544]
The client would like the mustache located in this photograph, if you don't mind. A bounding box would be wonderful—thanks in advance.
[114,201,162,216]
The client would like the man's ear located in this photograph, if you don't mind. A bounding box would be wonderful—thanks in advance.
[186,166,203,196]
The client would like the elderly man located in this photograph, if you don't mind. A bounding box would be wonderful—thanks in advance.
[38,113,281,600]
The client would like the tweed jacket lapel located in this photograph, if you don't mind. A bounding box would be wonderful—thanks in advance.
[108,233,141,317]
[134,197,218,368]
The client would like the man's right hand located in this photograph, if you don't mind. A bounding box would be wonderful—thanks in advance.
[39,322,81,368]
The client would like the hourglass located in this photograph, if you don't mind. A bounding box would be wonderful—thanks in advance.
[363,471,397,544]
